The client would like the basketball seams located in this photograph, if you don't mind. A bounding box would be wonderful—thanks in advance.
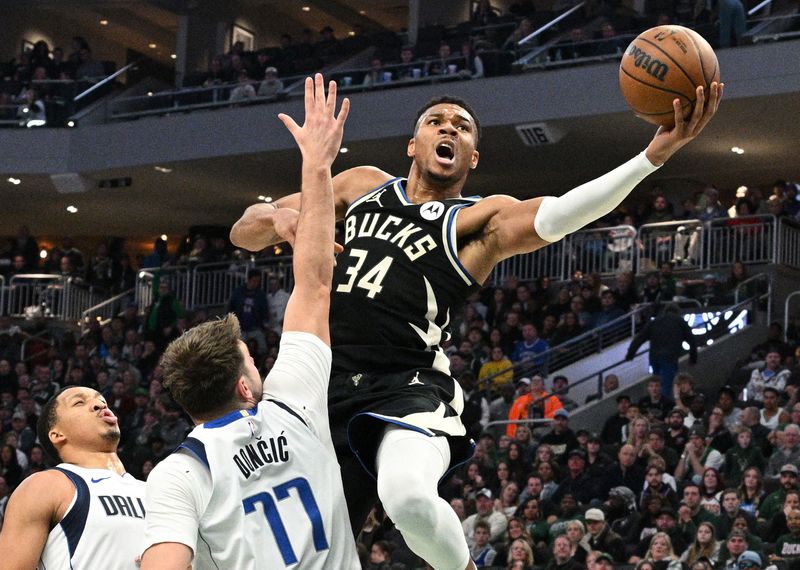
[683,31,710,90]
[638,36,697,90]
[620,66,695,104]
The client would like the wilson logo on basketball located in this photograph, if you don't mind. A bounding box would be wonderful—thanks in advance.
[625,44,669,81]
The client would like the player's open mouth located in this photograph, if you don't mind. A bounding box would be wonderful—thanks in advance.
[435,141,455,165]
[99,410,118,425]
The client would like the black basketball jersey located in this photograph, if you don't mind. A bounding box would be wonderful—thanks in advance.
[330,177,480,374]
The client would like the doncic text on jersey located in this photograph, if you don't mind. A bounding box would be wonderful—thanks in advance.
[234,433,289,479]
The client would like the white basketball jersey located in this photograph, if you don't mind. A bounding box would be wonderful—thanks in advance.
[39,464,146,570]
[173,399,359,569]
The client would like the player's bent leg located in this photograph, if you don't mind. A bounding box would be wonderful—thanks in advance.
[376,426,471,570]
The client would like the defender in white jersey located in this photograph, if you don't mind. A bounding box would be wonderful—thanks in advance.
[140,74,357,570]
[0,387,145,569]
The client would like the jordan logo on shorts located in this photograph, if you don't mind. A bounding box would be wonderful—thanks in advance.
[408,372,424,386]
[351,373,363,387]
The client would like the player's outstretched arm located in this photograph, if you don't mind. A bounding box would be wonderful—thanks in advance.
[465,83,723,267]
[229,170,390,252]
[278,74,349,345]
[0,471,72,569]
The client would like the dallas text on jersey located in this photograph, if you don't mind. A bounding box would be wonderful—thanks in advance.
[233,434,290,479]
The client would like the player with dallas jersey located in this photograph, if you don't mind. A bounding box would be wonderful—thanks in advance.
[0,386,145,569]
[139,74,358,570]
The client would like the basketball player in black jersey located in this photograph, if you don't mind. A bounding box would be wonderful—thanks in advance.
[231,78,722,570]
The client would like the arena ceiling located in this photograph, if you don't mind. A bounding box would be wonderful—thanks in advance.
[1,90,797,238]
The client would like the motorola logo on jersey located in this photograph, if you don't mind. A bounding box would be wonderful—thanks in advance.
[98,495,146,518]
[420,201,445,221]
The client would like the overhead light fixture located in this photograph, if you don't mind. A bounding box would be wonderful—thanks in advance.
[359,10,366,15]
[154,166,172,173]
[26,119,46,128]
[257,195,266,201]
[257,195,273,203]
[348,31,356,37]
[731,146,745,154]
[67,120,75,127]
[148,43,157,49]
[147,91,154,96]
[160,234,168,241]
[170,54,177,59]
[7,177,21,185]
[339,147,349,153]
[100,19,109,25]
[40,249,48,259]
[66,205,78,213]
[302,6,310,11]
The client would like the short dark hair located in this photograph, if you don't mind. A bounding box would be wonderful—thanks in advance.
[161,314,245,418]
[37,386,74,463]
[414,95,482,145]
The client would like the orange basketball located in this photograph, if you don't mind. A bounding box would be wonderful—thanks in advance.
[619,25,720,127]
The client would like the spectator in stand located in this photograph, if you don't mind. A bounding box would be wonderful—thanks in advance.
[744,349,791,404]
[488,383,517,439]
[546,534,580,570]
[507,375,563,437]
[75,46,105,79]
[681,521,722,566]
[395,45,418,81]
[503,18,534,52]
[228,69,256,103]
[716,385,741,432]
[765,424,800,479]
[87,243,116,293]
[460,41,484,79]
[761,465,800,521]
[227,270,269,355]
[600,393,630,445]
[552,376,579,411]
[470,520,498,567]
[511,323,549,373]
[555,27,592,60]
[723,427,765,487]
[265,275,290,333]
[585,373,619,405]
[606,444,646,498]
[428,43,459,76]
[591,290,627,331]
[639,376,675,423]
[583,508,626,563]
[626,304,697,397]
[202,56,229,86]
[11,226,38,270]
[551,449,596,505]
[772,509,800,566]
[145,279,185,351]
[257,66,283,98]
[759,387,790,431]
[645,194,676,224]
[362,57,390,87]
[472,0,500,26]
[463,488,507,546]
[142,237,170,269]
[675,425,724,485]
[479,345,514,388]
[552,311,584,345]
[540,409,578,464]
[613,271,639,311]
[695,186,728,222]
[315,26,341,63]
[594,22,625,56]
[679,482,721,534]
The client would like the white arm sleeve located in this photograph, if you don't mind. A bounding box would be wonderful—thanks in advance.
[534,152,661,243]
[262,331,332,442]
[142,453,211,557]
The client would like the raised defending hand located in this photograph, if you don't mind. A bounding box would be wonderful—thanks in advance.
[645,81,724,166]
[278,73,350,168]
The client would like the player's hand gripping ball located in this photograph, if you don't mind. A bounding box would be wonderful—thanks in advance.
[619,25,720,127]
